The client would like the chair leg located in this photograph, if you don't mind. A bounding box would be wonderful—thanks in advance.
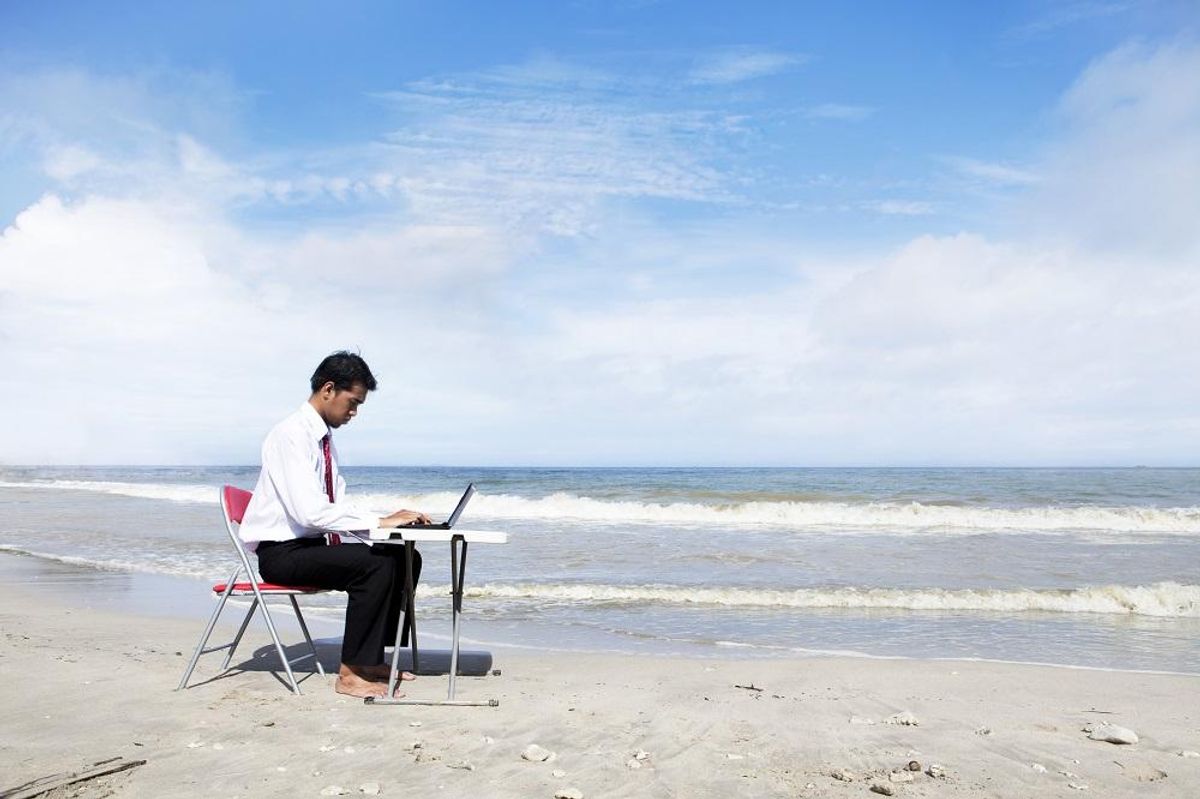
[256,596,302,694]
[290,595,326,677]
[177,589,232,691]
[221,598,259,671]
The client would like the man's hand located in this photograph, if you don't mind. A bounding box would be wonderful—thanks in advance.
[378,509,433,528]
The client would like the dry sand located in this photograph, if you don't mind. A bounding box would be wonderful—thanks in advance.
[1,560,1197,798]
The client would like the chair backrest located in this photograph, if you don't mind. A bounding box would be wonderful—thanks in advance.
[223,485,253,525]
[220,485,257,577]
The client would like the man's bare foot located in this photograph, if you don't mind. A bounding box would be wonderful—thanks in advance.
[362,664,417,682]
[335,664,403,698]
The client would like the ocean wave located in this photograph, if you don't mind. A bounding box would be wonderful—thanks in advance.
[455,581,1200,617]
[0,479,217,504]
[3,479,1198,534]
[357,490,1200,535]
[0,544,216,580]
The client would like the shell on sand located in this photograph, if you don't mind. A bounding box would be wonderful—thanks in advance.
[1084,722,1139,745]
[522,744,555,762]
[883,711,919,726]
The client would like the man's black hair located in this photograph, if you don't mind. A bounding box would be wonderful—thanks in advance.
[310,351,378,393]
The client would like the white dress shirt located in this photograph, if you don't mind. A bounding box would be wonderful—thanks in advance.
[239,402,377,548]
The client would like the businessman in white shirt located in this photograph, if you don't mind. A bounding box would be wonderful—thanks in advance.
[240,351,429,698]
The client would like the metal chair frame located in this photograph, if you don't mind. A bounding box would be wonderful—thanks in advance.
[177,485,328,695]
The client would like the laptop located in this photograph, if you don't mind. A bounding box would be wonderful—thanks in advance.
[401,483,476,530]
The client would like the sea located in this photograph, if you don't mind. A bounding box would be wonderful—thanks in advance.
[1,466,1197,673]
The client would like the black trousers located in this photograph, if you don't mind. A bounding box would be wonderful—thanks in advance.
[257,538,422,666]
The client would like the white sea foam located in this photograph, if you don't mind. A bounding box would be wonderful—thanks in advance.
[453,581,1200,617]
[3,479,1198,534]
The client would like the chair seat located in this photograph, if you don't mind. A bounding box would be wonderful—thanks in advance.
[213,581,322,594]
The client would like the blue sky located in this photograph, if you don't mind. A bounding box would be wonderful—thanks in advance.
[1,1,1198,465]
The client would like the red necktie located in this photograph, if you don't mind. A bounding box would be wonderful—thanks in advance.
[322,434,341,545]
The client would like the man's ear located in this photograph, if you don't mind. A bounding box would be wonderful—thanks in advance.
[318,381,336,397]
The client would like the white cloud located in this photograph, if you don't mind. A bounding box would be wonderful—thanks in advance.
[1025,40,1200,259]
[688,48,808,85]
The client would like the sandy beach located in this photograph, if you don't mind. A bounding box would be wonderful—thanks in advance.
[1,554,1196,799]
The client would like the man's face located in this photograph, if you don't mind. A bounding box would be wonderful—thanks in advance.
[314,381,368,428]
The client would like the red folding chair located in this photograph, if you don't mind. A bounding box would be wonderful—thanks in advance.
[177,485,328,694]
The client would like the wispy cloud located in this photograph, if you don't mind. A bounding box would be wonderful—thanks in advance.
[369,62,752,234]
[865,199,936,216]
[1006,1,1133,40]
[804,103,874,122]
[944,156,1041,186]
[688,47,809,85]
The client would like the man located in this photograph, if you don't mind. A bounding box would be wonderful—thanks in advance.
[239,351,428,698]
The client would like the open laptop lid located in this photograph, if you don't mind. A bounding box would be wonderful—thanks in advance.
[444,482,476,527]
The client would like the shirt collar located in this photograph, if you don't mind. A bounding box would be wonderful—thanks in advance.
[299,401,331,442]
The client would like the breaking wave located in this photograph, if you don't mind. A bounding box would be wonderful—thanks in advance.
[458,581,1200,617]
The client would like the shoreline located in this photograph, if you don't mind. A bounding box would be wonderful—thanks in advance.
[1,552,1198,797]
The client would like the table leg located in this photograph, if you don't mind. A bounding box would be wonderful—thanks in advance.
[448,536,467,699]
[386,540,419,697]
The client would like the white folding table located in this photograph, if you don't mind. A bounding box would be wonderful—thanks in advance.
[360,528,508,707]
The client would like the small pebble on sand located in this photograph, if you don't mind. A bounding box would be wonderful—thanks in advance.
[625,758,642,770]
[522,744,555,762]
[409,721,422,727]
[359,784,381,796]
[888,771,914,783]
[320,787,348,797]
[447,760,474,771]
[849,716,876,726]
[869,783,894,796]
[926,764,946,779]
[1031,763,1047,773]
[974,726,992,736]
[552,769,567,778]
[830,768,855,782]
[553,788,583,799]
[906,760,921,771]
[1179,750,1200,758]
[634,749,651,761]
[1067,782,1088,791]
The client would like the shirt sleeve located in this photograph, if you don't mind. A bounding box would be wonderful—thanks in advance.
[263,428,378,532]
